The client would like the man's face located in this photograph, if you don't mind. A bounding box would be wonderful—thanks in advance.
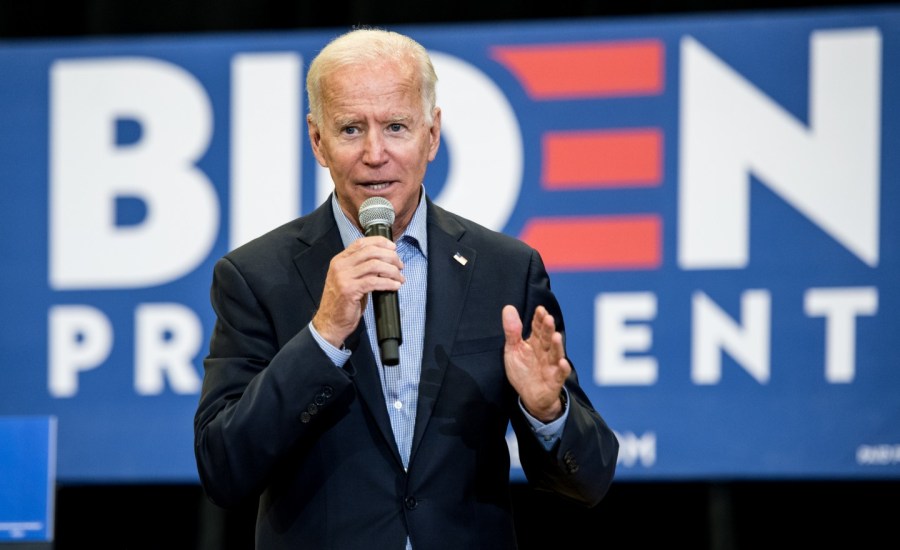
[308,59,441,236]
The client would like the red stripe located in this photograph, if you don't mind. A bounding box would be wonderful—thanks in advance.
[543,128,662,188]
[519,215,661,271]
[491,40,664,99]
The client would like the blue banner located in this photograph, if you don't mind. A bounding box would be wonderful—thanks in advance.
[1,6,898,482]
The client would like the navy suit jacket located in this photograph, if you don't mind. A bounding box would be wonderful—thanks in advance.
[194,196,618,549]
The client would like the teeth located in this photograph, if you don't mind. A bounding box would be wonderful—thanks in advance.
[368,183,390,190]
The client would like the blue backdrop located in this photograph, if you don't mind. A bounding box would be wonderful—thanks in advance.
[1,6,897,483]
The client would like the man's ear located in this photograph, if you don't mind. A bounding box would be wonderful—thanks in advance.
[307,114,328,167]
[427,107,442,162]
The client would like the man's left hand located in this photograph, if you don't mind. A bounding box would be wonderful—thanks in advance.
[502,305,571,423]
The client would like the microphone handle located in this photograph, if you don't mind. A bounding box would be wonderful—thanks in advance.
[365,223,402,366]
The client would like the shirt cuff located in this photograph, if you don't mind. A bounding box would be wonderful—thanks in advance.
[520,388,569,451]
[309,322,351,367]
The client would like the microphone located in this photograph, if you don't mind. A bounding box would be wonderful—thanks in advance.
[358,197,402,366]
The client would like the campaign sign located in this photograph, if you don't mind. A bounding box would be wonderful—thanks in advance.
[0,6,898,482]
[0,417,56,542]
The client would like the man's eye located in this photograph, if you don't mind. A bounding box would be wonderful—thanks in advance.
[388,123,404,132]
[342,127,358,135]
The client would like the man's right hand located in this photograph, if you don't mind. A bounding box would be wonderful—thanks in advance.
[312,236,405,348]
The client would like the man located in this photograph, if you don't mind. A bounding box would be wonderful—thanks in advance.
[194,27,618,549]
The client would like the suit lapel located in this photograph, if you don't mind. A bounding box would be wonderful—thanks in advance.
[344,326,407,465]
[292,198,404,467]
[410,201,476,461]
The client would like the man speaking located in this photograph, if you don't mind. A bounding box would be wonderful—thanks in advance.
[194,27,619,549]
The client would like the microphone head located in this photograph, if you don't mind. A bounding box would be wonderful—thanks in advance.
[358,197,395,230]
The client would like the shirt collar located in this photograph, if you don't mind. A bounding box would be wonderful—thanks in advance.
[331,187,429,258]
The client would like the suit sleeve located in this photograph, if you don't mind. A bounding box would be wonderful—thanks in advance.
[509,249,619,507]
[193,256,354,508]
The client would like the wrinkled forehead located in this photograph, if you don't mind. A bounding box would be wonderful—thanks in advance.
[325,57,419,89]
[320,60,423,113]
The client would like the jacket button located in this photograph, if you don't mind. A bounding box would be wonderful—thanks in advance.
[404,496,418,510]
[300,412,311,424]
[307,403,318,415]
[562,450,579,473]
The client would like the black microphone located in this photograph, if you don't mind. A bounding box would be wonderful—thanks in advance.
[358,197,402,366]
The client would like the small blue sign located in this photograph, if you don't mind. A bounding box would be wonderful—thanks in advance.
[0,417,57,542]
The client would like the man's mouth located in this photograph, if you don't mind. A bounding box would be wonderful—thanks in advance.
[363,182,392,191]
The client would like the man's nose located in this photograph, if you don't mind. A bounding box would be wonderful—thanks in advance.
[362,131,388,165]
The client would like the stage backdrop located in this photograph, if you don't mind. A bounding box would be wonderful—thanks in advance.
[1,6,898,483]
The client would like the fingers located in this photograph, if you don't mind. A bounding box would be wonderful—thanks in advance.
[527,306,568,371]
[502,305,523,346]
[505,305,558,347]
[530,306,555,348]
[341,236,405,289]
[313,236,404,346]
[549,331,567,371]
[503,305,570,421]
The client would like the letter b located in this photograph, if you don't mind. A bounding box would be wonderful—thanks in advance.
[49,57,219,289]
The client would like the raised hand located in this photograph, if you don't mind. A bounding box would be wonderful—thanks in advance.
[501,304,571,422]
